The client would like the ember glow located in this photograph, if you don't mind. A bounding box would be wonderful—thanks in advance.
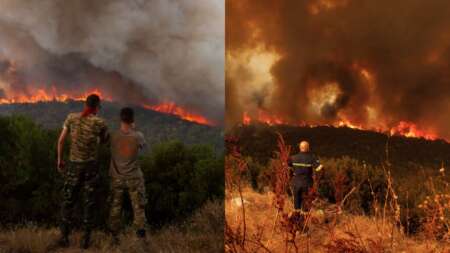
[241,109,286,126]
[390,121,438,140]
[0,87,213,126]
[142,103,213,125]
[0,87,111,104]
[227,0,450,141]
[241,111,440,141]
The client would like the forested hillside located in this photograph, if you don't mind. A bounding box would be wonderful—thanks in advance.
[228,123,450,168]
[0,101,224,152]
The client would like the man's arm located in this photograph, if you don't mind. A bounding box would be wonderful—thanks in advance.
[137,132,147,155]
[99,120,109,144]
[100,127,109,144]
[313,157,323,172]
[57,127,68,173]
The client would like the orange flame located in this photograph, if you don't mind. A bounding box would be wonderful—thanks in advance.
[336,120,363,130]
[242,112,251,125]
[241,110,288,126]
[390,121,437,140]
[241,111,442,141]
[0,87,110,104]
[0,87,212,125]
[257,110,285,125]
[142,102,213,125]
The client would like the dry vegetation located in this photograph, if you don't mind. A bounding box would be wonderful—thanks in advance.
[226,187,448,253]
[225,135,450,253]
[0,201,223,253]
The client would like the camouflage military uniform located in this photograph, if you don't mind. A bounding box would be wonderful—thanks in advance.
[108,129,147,234]
[60,112,108,235]
[64,112,107,163]
[109,177,147,232]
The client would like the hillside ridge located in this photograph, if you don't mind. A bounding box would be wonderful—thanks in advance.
[0,101,224,150]
[228,124,450,167]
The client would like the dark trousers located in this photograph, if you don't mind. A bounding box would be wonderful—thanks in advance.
[60,161,99,235]
[291,175,312,210]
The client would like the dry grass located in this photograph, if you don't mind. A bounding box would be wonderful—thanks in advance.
[225,134,450,252]
[225,187,449,253]
[0,201,223,253]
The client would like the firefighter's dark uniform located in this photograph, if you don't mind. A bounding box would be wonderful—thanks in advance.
[288,152,320,210]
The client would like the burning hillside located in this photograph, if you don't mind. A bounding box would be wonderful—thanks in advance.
[0,0,224,125]
[0,87,212,125]
[0,100,223,150]
[228,123,450,168]
[226,0,450,141]
[240,110,439,141]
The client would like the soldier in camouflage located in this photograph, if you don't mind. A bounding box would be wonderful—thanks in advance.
[55,94,108,249]
[109,107,147,245]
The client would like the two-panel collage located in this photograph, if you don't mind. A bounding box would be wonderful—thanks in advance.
[0,1,449,253]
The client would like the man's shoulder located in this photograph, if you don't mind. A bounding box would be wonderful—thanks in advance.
[88,115,106,125]
[307,153,319,163]
[112,129,143,139]
[290,153,303,160]
[291,152,315,160]
[64,112,81,124]
[67,112,80,119]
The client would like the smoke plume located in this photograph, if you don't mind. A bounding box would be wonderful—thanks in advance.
[0,0,224,123]
[227,0,450,138]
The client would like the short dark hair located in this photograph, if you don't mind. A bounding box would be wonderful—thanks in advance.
[120,107,134,124]
[86,94,101,108]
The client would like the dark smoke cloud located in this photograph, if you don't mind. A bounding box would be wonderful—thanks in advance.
[227,0,450,138]
[0,0,224,123]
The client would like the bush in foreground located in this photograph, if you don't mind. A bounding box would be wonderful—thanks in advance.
[225,135,450,252]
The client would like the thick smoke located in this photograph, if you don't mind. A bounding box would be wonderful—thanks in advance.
[227,0,450,138]
[0,0,224,123]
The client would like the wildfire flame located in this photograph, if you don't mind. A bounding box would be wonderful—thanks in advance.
[241,110,289,126]
[0,87,213,125]
[241,111,442,142]
[337,120,363,130]
[243,112,251,125]
[0,87,110,104]
[231,50,442,141]
[142,103,212,125]
[390,121,438,140]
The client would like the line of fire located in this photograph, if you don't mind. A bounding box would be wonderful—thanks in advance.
[0,87,213,126]
[226,0,450,142]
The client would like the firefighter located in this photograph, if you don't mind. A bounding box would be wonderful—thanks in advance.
[55,94,109,249]
[288,141,323,212]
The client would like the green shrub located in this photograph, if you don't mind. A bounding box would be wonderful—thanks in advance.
[0,115,223,229]
[142,141,224,226]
